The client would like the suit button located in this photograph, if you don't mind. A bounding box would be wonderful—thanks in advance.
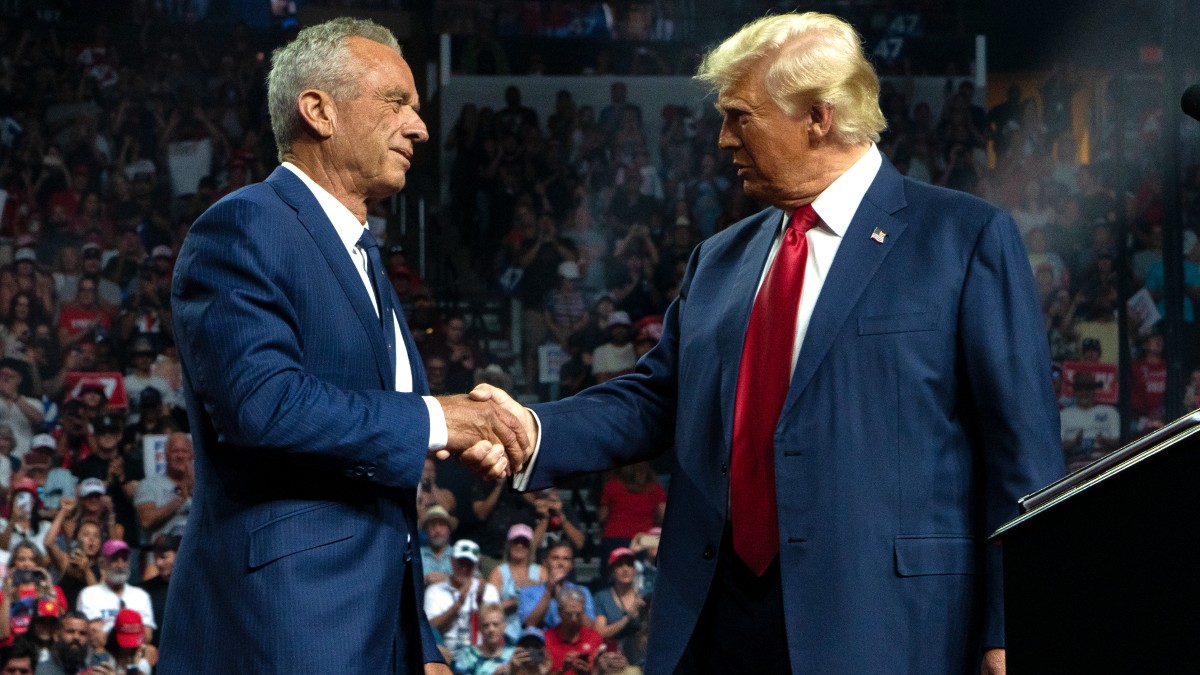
[353,466,366,477]
[366,467,376,478]
[702,545,716,560]
[720,463,728,476]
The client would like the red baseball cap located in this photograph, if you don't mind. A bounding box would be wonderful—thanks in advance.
[114,608,144,648]
[11,477,37,493]
[607,547,636,566]
[634,316,664,344]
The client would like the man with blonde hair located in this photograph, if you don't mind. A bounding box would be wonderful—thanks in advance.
[477,11,1063,674]
[162,16,527,675]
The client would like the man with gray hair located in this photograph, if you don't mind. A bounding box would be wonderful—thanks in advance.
[543,586,603,675]
[476,10,1063,675]
[160,17,529,674]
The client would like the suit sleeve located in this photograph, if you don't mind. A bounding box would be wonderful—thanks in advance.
[522,244,702,489]
[960,210,1065,648]
[171,196,429,489]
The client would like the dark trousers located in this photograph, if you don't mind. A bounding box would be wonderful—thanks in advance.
[675,528,792,675]
[394,562,420,673]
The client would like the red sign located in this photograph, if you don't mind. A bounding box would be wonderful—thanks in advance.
[63,372,128,409]
[1061,360,1118,405]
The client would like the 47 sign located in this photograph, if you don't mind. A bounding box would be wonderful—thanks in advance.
[872,13,922,64]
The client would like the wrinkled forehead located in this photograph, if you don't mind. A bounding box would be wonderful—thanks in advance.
[714,58,772,111]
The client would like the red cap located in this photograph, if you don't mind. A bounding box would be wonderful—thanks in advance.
[11,477,37,493]
[634,316,663,344]
[607,547,636,566]
[114,608,144,648]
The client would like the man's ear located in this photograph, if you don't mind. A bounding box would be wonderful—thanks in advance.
[808,101,834,142]
[296,89,336,140]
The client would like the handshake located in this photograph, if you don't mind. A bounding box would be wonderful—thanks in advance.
[434,384,538,481]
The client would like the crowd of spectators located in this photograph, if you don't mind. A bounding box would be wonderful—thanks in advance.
[0,1,1194,672]
[0,4,225,671]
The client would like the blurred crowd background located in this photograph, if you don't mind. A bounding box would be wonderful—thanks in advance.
[0,0,1196,673]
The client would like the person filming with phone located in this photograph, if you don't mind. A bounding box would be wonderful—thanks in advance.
[0,480,50,557]
[542,588,602,675]
[495,627,550,675]
[0,542,67,651]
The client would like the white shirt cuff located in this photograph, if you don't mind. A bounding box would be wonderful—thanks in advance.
[511,408,542,492]
[424,395,448,451]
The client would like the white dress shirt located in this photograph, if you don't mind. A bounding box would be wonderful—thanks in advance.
[763,143,882,373]
[514,145,883,490]
[282,162,448,450]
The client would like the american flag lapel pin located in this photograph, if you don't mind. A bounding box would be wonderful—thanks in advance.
[870,227,887,244]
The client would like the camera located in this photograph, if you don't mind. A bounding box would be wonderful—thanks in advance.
[527,648,545,665]
[12,569,39,585]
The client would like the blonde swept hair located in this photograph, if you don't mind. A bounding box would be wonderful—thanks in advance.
[695,12,886,145]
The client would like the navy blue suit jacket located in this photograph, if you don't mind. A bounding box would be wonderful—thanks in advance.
[527,159,1065,674]
[159,167,440,673]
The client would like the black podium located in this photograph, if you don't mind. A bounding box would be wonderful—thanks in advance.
[990,411,1200,673]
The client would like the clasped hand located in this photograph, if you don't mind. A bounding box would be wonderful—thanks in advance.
[434,385,536,480]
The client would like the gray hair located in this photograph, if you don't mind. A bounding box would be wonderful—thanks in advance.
[267,17,402,161]
[557,586,586,608]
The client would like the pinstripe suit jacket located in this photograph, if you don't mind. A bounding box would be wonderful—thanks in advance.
[159,167,440,673]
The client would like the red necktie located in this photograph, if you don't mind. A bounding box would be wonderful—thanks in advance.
[731,204,819,576]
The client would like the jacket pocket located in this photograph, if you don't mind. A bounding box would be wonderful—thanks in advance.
[248,501,352,569]
[858,311,939,335]
[893,535,977,577]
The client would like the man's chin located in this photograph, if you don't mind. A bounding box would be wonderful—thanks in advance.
[57,643,87,670]
[740,180,765,203]
[371,175,407,198]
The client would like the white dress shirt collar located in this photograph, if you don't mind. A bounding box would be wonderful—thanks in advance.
[281,162,368,248]
[806,143,883,237]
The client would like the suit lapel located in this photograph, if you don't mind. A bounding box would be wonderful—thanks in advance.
[265,167,394,389]
[715,209,785,448]
[779,158,909,419]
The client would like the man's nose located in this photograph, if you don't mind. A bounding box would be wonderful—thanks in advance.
[407,114,429,143]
